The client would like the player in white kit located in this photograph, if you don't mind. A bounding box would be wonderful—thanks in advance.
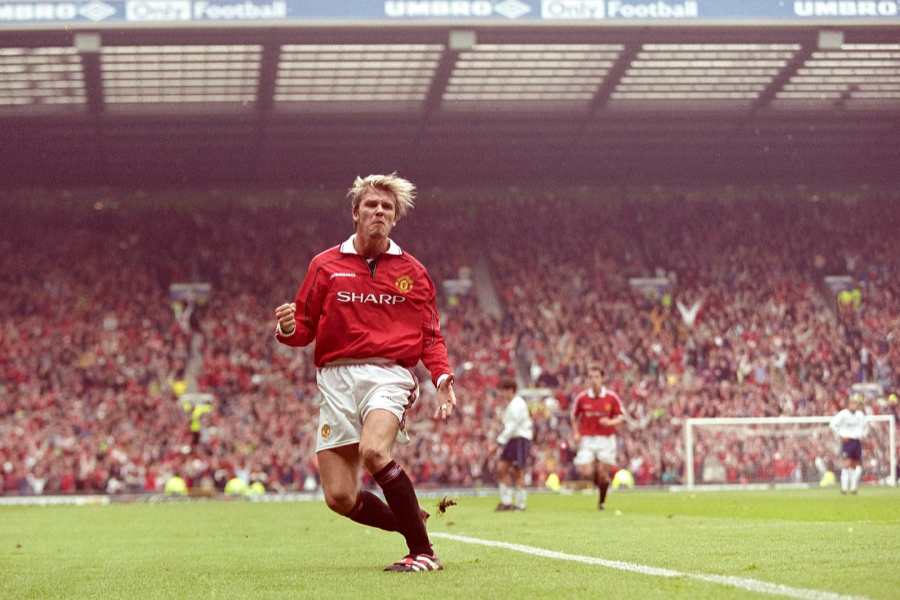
[495,380,533,511]
[829,394,868,495]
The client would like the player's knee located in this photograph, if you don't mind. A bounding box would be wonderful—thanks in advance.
[324,490,356,515]
[359,444,391,474]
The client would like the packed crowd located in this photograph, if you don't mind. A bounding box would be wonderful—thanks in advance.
[1,202,193,494]
[1,185,897,495]
[479,186,899,485]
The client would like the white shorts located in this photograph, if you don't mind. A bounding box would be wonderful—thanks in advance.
[314,362,419,453]
[574,435,617,467]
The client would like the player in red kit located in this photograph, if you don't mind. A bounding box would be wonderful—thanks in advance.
[571,363,624,510]
[274,173,457,573]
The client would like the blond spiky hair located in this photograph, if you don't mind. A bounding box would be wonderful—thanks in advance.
[348,172,416,222]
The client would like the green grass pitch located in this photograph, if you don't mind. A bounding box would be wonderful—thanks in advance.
[2,489,899,599]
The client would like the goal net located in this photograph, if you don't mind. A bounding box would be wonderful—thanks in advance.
[683,416,896,489]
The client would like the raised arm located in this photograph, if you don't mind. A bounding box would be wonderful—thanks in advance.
[274,261,325,347]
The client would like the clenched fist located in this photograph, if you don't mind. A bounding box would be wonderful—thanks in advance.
[274,302,297,335]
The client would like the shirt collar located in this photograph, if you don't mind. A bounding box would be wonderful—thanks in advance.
[340,234,402,256]
[591,387,608,398]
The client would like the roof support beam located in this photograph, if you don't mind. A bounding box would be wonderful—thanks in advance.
[76,33,106,180]
[423,30,472,117]
[832,84,856,111]
[731,39,815,149]
[587,43,639,117]
[256,43,280,114]
[564,43,638,163]
[415,30,471,156]
[76,33,104,116]
[750,42,814,114]
[421,48,458,120]
[253,43,281,178]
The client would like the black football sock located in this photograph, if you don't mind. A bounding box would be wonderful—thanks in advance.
[599,480,610,505]
[348,490,398,532]
[374,460,432,556]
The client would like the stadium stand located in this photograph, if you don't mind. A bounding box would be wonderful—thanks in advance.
[1,185,897,494]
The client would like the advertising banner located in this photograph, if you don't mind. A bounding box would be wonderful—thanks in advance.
[3,0,899,27]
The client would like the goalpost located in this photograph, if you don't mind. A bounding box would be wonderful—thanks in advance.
[683,415,897,490]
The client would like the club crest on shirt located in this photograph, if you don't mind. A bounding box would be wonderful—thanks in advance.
[395,275,414,293]
[321,424,331,440]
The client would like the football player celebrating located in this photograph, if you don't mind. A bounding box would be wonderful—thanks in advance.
[274,173,456,572]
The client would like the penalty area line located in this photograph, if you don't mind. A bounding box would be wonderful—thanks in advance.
[431,532,867,600]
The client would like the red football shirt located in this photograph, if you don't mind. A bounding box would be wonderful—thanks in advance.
[276,236,451,386]
[572,387,623,437]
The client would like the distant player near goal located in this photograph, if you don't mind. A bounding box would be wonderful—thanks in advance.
[572,363,624,510]
[495,379,533,512]
[829,394,868,495]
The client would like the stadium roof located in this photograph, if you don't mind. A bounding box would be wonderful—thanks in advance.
[1,24,898,185]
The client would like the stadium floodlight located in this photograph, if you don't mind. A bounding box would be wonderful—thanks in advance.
[683,415,896,490]
[818,30,844,50]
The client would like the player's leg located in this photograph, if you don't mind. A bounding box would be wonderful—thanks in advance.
[575,438,595,481]
[849,439,863,493]
[360,409,439,570]
[576,462,595,481]
[318,444,362,516]
[512,438,529,510]
[840,456,852,494]
[356,366,441,572]
[595,435,617,509]
[849,459,862,493]
[318,444,410,532]
[315,366,407,531]
[574,441,596,505]
[596,461,612,509]
[512,466,527,510]
[496,459,514,510]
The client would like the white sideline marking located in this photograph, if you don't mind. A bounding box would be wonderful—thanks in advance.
[431,532,867,600]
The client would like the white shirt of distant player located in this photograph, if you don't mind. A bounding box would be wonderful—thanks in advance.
[829,409,868,440]
[497,395,533,444]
